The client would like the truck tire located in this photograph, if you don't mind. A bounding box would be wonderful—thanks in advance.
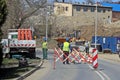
[30,52,36,59]
[0,48,3,66]
[29,53,36,59]
[9,53,13,58]
[29,48,36,59]
[118,52,120,58]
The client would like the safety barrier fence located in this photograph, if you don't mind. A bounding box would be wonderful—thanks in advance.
[92,48,98,69]
[53,48,98,69]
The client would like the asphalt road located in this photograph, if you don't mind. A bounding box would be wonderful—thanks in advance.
[24,49,120,80]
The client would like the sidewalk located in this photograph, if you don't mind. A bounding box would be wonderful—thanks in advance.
[24,60,51,80]
[98,53,120,63]
[15,59,43,80]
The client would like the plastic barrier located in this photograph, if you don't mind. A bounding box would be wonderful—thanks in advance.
[21,29,24,40]
[17,29,33,40]
[53,48,93,69]
[28,29,32,40]
[18,29,21,40]
[92,48,98,69]
[25,29,28,40]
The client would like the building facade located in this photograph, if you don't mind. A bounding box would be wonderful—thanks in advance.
[54,2,112,24]
[101,3,120,22]
[54,2,72,16]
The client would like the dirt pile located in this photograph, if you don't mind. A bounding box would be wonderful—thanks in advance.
[79,20,120,40]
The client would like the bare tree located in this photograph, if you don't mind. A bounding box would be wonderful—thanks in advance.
[85,0,95,4]
[0,0,7,66]
[6,0,47,29]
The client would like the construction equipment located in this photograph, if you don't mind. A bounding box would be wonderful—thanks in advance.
[2,29,36,58]
[54,37,66,48]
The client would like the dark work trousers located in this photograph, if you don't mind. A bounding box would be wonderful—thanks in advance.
[85,47,89,54]
[63,51,69,64]
[42,48,48,59]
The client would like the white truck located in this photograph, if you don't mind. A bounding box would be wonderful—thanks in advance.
[2,29,36,58]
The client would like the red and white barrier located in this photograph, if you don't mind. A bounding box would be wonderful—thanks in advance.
[53,48,93,69]
[73,48,87,63]
[92,48,98,69]
[87,53,93,64]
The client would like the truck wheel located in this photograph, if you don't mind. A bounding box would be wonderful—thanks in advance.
[30,53,36,59]
[5,53,10,58]
[9,53,13,58]
[0,48,3,66]
[118,52,120,58]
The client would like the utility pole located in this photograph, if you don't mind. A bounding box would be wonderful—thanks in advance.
[95,1,98,48]
[46,0,48,41]
[46,10,49,41]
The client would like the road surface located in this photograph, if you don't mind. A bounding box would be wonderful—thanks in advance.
[24,49,120,80]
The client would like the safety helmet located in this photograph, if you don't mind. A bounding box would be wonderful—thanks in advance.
[43,37,47,41]
[66,37,69,41]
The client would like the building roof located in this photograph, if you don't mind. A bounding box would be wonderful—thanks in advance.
[54,2,112,9]
[101,3,120,12]
[72,3,112,9]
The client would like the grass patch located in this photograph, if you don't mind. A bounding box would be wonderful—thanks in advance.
[2,58,18,65]
[0,66,36,79]
[0,58,41,80]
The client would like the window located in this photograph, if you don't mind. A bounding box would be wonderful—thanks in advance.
[12,35,18,39]
[66,7,68,11]
[103,9,106,13]
[108,9,111,12]
[98,8,101,12]
[76,6,80,11]
[83,7,88,12]
[63,7,65,11]
[91,7,95,12]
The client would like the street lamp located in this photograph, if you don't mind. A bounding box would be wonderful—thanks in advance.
[45,5,53,41]
[95,1,98,48]
[46,11,49,41]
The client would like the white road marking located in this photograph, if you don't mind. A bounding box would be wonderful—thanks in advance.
[88,64,111,80]
[88,65,105,80]
[95,70,105,80]
[99,71,111,80]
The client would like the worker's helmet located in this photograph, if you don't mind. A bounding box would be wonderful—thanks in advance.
[66,37,69,41]
[43,37,47,41]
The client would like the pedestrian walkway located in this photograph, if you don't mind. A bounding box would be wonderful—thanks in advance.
[24,60,51,80]
[99,54,120,63]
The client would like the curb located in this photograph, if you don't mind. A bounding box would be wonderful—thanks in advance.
[16,60,44,80]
